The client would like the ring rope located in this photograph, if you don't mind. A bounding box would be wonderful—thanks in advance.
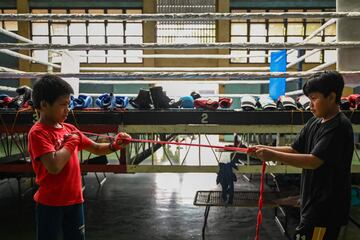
[0,12,359,21]
[1,42,359,50]
[0,71,358,80]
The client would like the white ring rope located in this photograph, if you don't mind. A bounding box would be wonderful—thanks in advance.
[0,41,360,51]
[79,78,298,85]
[79,60,336,85]
[0,71,357,80]
[286,48,327,69]
[285,61,336,82]
[1,42,359,50]
[80,67,270,72]
[80,93,270,98]
[79,53,270,59]
[0,12,359,21]
[79,59,336,85]
[0,85,17,92]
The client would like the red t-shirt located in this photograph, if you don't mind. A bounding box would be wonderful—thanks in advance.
[28,122,92,206]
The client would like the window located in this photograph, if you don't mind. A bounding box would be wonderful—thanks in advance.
[268,9,285,63]
[303,9,321,63]
[248,10,267,63]
[31,9,49,64]
[1,9,18,31]
[230,8,336,64]
[286,9,305,63]
[31,8,143,64]
[124,9,143,63]
[323,10,337,64]
[230,9,248,63]
[156,0,216,44]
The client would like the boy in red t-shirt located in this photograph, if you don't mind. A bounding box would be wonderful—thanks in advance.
[28,74,131,240]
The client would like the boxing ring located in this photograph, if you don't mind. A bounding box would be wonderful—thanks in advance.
[0,5,360,238]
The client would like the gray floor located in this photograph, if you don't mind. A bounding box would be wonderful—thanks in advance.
[0,173,358,240]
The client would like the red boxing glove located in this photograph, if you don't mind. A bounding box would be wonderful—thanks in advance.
[194,98,219,110]
[194,98,206,109]
[0,95,13,107]
[348,94,360,109]
[110,132,132,151]
[63,132,81,153]
[219,97,233,108]
[206,99,219,110]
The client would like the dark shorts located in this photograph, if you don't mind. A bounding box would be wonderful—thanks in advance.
[36,202,85,240]
[293,222,344,240]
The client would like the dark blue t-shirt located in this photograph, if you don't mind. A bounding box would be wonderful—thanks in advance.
[292,112,354,226]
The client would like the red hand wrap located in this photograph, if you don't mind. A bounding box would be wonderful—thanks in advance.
[110,133,132,151]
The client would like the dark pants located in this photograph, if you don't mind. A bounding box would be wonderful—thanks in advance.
[293,223,342,240]
[36,203,85,240]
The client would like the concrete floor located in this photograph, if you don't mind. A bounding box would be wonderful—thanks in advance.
[0,173,358,240]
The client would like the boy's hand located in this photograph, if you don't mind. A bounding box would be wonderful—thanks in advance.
[110,132,132,151]
[63,132,81,153]
[64,131,82,143]
[247,146,260,158]
[247,145,271,157]
[253,148,275,162]
[246,147,257,155]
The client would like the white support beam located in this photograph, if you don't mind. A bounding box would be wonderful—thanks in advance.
[0,49,60,69]
[0,66,24,73]
[0,27,33,43]
[286,39,336,68]
[287,19,337,56]
[286,60,336,82]
[0,27,63,58]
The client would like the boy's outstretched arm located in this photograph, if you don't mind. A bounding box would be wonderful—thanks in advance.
[252,145,298,154]
[250,147,323,169]
[84,132,132,156]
